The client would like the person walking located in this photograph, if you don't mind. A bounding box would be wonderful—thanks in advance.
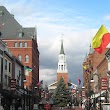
[85,98,92,110]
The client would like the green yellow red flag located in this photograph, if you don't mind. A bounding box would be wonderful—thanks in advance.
[92,25,108,48]
[91,25,110,54]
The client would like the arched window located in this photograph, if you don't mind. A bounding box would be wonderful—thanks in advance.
[24,42,27,47]
[59,65,60,70]
[64,65,65,70]
[61,65,63,71]
[19,42,22,47]
[18,55,22,61]
[14,42,17,47]
[25,55,29,62]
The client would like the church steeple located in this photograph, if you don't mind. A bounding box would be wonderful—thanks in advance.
[57,39,68,73]
[57,39,68,86]
[60,39,65,55]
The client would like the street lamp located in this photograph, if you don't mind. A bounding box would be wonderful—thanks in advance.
[93,72,102,109]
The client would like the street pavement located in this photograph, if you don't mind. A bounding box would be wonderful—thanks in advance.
[52,107,83,110]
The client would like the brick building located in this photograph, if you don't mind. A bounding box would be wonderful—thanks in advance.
[83,44,109,99]
[0,6,39,90]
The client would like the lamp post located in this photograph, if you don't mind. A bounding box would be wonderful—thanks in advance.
[93,73,102,109]
[16,72,26,110]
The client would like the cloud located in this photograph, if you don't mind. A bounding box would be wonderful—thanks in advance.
[39,69,57,85]
[38,28,96,85]
[0,1,98,86]
[104,15,110,21]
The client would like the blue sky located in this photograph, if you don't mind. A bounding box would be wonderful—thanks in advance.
[1,0,110,85]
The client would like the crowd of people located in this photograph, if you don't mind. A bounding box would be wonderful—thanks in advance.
[82,98,103,110]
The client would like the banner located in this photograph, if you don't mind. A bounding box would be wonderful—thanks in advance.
[101,78,108,90]
[10,79,16,90]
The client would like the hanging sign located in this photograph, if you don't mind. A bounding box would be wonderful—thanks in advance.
[101,78,108,90]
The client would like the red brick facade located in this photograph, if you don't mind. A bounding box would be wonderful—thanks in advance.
[83,48,109,93]
[2,39,39,89]
[57,73,68,86]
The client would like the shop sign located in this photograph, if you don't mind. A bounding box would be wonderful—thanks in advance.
[10,79,16,90]
[101,78,108,90]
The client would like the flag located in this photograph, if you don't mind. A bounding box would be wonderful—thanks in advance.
[25,66,32,72]
[78,77,81,85]
[85,69,90,73]
[72,89,75,93]
[37,82,41,86]
[40,80,43,84]
[83,65,87,70]
[92,25,110,54]
[37,80,43,86]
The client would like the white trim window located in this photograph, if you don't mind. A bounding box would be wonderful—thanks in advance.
[19,42,22,47]
[25,55,29,62]
[18,55,22,61]
[24,42,27,47]
[14,42,17,47]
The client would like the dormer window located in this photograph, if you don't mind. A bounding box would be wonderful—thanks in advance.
[0,11,4,16]
[19,32,24,37]
[18,29,24,37]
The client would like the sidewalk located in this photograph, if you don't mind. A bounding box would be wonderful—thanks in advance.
[51,107,83,110]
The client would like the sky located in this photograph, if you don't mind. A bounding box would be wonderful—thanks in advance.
[1,0,110,86]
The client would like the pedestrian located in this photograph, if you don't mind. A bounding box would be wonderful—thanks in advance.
[85,98,92,110]
[82,102,85,109]
[44,102,51,110]
[69,102,72,109]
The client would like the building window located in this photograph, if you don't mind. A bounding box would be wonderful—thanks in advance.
[59,65,60,70]
[18,55,22,61]
[8,76,11,86]
[5,75,7,86]
[24,42,27,47]
[25,55,29,62]
[19,42,22,47]
[9,62,11,72]
[0,11,4,16]
[19,33,22,37]
[61,65,63,71]
[5,59,7,70]
[14,42,17,47]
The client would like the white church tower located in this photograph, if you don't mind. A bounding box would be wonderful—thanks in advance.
[57,39,68,73]
[57,39,68,86]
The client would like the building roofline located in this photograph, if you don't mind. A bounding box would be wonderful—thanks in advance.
[48,81,58,87]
